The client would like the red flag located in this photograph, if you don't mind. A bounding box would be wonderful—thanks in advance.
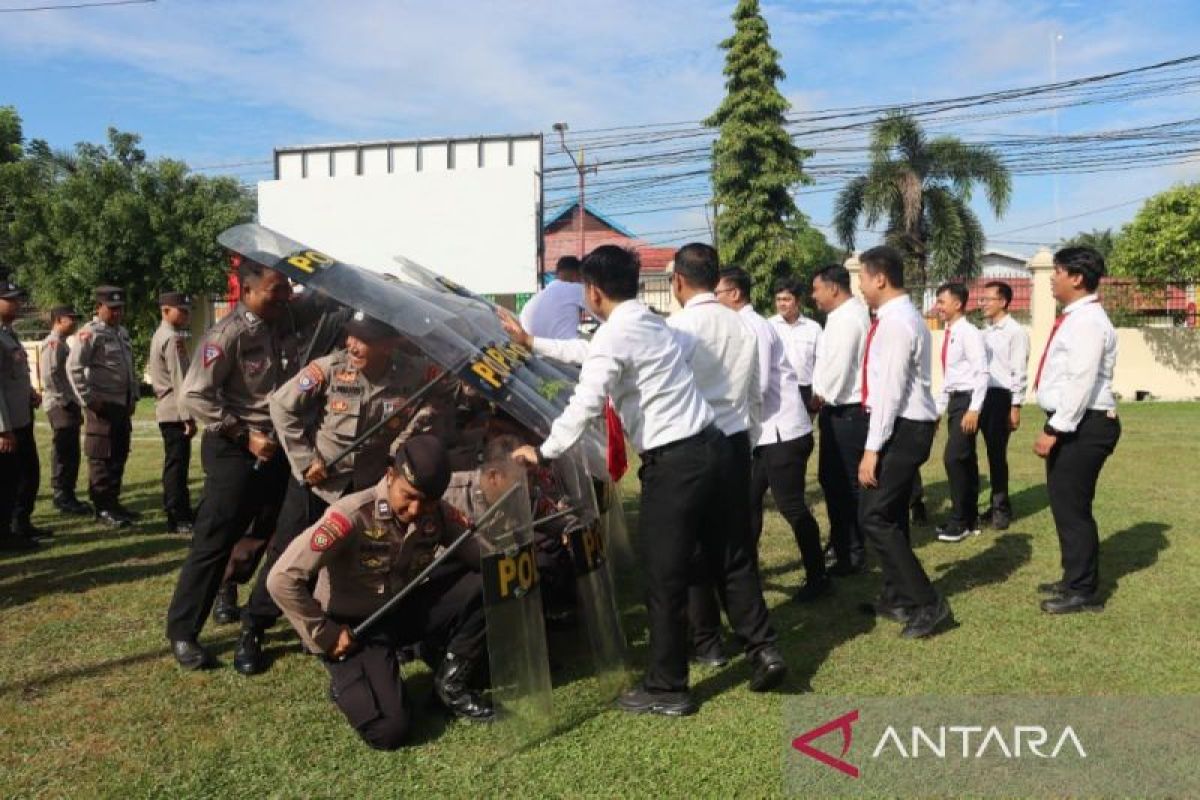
[605,398,627,482]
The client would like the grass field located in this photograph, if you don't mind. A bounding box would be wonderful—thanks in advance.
[2,400,1197,798]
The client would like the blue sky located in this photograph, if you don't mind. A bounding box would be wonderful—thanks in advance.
[2,0,1198,258]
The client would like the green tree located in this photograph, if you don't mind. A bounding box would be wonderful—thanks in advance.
[0,105,22,164]
[1109,184,1200,281]
[833,111,1011,286]
[706,0,818,307]
[1060,228,1117,260]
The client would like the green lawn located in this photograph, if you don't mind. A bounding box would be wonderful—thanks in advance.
[2,401,1197,798]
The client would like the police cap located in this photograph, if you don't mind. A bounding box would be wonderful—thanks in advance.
[50,305,80,321]
[0,279,25,300]
[393,434,451,499]
[344,310,401,342]
[94,286,126,307]
[159,291,193,309]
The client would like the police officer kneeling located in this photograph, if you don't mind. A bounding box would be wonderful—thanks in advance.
[266,435,494,750]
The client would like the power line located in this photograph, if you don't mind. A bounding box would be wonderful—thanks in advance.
[0,0,154,12]
[991,196,1153,237]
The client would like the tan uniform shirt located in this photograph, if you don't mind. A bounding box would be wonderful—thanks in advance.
[180,303,283,435]
[38,330,77,415]
[0,324,34,433]
[444,468,579,545]
[266,480,477,654]
[147,320,192,423]
[65,318,137,409]
[270,349,438,504]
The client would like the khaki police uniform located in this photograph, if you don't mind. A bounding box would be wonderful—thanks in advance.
[241,348,439,630]
[266,480,486,750]
[66,312,137,514]
[39,328,84,508]
[148,307,194,527]
[1,318,40,541]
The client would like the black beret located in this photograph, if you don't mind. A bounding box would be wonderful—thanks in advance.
[50,305,79,321]
[344,310,401,342]
[394,434,451,498]
[94,285,126,307]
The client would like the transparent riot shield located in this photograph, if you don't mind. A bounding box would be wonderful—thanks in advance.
[474,472,554,744]
[597,479,635,578]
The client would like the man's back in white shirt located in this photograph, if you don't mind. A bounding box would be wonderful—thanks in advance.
[519,278,586,340]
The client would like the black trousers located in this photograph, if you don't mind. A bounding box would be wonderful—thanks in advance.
[860,418,938,608]
[750,433,824,581]
[165,431,288,642]
[1,425,39,532]
[798,384,814,412]
[244,478,330,629]
[48,405,82,502]
[641,427,774,693]
[942,392,980,530]
[84,405,131,512]
[323,561,486,751]
[980,388,1014,514]
[1046,411,1121,596]
[159,422,194,523]
[819,405,868,568]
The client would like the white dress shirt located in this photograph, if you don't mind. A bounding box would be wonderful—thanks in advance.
[769,313,822,387]
[812,296,870,406]
[863,294,938,451]
[737,305,811,446]
[533,299,714,459]
[937,317,988,414]
[984,313,1031,403]
[1036,295,1117,434]
[668,293,762,439]
[519,279,586,340]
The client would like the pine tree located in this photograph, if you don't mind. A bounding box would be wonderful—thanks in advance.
[706,0,818,306]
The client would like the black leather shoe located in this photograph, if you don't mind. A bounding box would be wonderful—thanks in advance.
[54,497,93,516]
[1041,594,1104,614]
[690,640,729,668]
[901,597,952,639]
[171,639,212,670]
[615,682,697,716]
[434,652,495,722]
[233,626,265,675]
[211,582,239,625]
[857,600,913,624]
[0,534,40,552]
[95,510,132,529]
[910,500,928,526]
[111,504,142,522]
[1037,580,1066,596]
[749,646,787,692]
[793,578,833,603]
[980,509,1011,530]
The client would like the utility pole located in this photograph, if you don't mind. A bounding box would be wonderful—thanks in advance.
[1051,31,1064,243]
[553,122,597,259]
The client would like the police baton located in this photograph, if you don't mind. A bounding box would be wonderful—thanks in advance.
[349,479,525,644]
[530,505,579,530]
[323,362,459,473]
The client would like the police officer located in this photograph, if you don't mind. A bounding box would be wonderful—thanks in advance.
[66,286,139,528]
[1,279,46,551]
[40,305,90,516]
[147,291,196,534]
[164,259,297,670]
[235,312,430,675]
[266,435,494,750]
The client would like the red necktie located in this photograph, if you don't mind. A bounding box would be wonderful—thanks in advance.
[604,398,627,482]
[1033,315,1066,389]
[941,325,951,373]
[860,319,880,408]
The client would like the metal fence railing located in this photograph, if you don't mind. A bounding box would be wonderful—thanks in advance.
[639,272,673,315]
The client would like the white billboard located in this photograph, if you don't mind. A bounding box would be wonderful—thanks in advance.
[258,135,542,295]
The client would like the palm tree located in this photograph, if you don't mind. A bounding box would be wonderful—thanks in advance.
[1060,228,1116,260]
[833,111,1011,286]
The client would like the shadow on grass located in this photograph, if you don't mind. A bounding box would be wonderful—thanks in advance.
[931,532,1034,598]
[1100,522,1170,600]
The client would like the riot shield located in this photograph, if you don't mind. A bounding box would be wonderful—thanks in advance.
[598,479,635,578]
[474,472,553,743]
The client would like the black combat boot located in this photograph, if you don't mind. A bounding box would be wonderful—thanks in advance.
[211,581,239,625]
[434,652,495,722]
[233,624,266,676]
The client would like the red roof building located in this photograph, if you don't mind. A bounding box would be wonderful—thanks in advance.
[543,203,676,277]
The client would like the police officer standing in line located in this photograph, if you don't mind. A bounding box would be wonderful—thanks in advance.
[66,286,139,529]
[164,259,296,670]
[235,312,423,676]
[1,279,47,551]
[978,281,1030,530]
[39,305,91,517]
[1033,246,1120,615]
[147,292,196,534]
[267,435,494,750]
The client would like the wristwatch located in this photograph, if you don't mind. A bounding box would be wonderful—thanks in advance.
[1043,423,1061,436]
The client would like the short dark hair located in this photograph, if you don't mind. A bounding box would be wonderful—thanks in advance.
[555,255,581,275]
[936,281,969,309]
[673,243,719,290]
[581,245,640,301]
[238,258,270,289]
[772,275,804,298]
[718,267,752,303]
[813,263,851,293]
[859,246,905,288]
[984,280,1013,308]
[1053,245,1106,292]
[483,434,523,472]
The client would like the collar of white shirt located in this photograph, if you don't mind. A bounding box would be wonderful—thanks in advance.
[875,294,911,319]
[684,292,719,309]
[1063,294,1099,315]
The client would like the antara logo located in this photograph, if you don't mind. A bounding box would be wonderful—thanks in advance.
[792,710,861,778]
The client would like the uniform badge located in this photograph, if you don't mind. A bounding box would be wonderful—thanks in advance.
[375,499,392,520]
[360,556,385,569]
[202,343,223,367]
[309,510,353,552]
[364,526,386,540]
[335,370,358,384]
[330,398,349,413]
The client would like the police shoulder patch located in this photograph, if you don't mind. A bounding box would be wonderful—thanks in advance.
[298,362,325,393]
[202,342,224,367]
[309,510,353,552]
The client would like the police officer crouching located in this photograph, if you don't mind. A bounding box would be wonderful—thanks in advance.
[267,435,494,750]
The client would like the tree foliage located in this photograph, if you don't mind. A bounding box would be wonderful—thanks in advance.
[1109,184,1200,281]
[705,0,828,306]
[1059,227,1116,260]
[0,113,254,368]
[832,111,1011,286]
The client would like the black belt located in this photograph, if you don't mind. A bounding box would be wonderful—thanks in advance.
[640,424,720,459]
[1045,409,1113,422]
[823,403,864,415]
[947,390,972,398]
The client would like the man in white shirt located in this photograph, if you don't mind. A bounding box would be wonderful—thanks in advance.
[664,244,775,669]
[1033,246,1119,615]
[770,277,822,411]
[503,245,786,716]
[979,281,1031,530]
[857,246,949,639]
[716,267,827,602]
[810,264,871,575]
[518,256,586,340]
[933,283,989,543]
